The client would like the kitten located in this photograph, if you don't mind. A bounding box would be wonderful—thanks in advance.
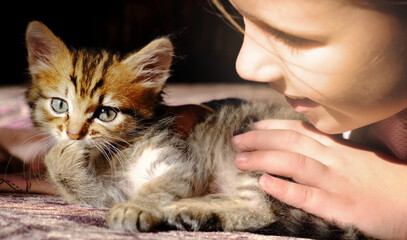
[25,21,371,239]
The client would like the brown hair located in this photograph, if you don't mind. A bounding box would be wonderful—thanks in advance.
[210,0,243,33]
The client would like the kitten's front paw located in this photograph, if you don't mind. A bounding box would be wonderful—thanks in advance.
[167,205,223,231]
[43,140,92,202]
[106,202,162,232]
[44,140,89,167]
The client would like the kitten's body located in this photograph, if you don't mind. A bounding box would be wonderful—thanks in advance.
[25,21,370,239]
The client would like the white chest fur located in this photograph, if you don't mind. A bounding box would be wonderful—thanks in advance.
[125,147,170,194]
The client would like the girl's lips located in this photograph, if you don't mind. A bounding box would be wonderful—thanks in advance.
[285,96,320,113]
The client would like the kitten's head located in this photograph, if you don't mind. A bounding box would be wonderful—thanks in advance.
[25,21,173,145]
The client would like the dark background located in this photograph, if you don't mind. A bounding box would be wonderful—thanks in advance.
[3,0,245,86]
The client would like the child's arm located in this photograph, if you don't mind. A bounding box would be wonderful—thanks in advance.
[233,119,407,240]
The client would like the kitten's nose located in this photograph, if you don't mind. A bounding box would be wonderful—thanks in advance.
[67,131,81,140]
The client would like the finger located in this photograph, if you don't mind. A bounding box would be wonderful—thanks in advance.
[233,129,327,161]
[259,174,341,221]
[236,151,330,188]
[254,119,336,146]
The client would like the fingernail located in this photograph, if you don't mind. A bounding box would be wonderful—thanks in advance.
[232,134,242,145]
[259,174,271,188]
[236,152,249,163]
[254,120,270,129]
[253,121,263,129]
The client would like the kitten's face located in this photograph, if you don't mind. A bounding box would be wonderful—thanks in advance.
[25,21,173,145]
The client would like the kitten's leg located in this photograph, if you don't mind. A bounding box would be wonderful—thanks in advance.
[164,193,367,239]
[164,192,277,232]
[44,140,123,207]
[106,197,164,232]
[106,168,198,232]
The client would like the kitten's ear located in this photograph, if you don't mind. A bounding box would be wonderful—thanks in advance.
[25,21,69,67]
[122,38,173,92]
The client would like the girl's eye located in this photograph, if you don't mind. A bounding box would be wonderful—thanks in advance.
[252,19,318,52]
[51,98,68,114]
[272,30,311,48]
[97,107,117,122]
[266,28,318,53]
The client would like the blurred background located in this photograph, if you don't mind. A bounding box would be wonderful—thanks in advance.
[3,0,246,86]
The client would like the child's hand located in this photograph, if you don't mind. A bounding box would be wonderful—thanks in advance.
[233,120,407,239]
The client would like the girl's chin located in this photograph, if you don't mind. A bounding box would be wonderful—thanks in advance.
[308,117,351,135]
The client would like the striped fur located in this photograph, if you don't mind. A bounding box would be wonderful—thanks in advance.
[25,21,372,239]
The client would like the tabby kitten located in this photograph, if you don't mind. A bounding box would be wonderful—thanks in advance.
[25,21,370,239]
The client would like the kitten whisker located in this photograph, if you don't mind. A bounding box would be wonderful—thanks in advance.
[91,140,107,159]
[99,138,128,174]
[91,138,127,175]
[90,139,122,185]
[2,131,56,192]
[92,139,127,186]
[28,135,56,178]
[102,134,132,147]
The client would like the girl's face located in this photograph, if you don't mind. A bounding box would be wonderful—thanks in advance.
[231,0,407,134]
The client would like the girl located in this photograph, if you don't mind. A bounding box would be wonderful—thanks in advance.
[214,0,407,239]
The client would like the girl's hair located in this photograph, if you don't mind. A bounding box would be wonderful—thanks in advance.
[210,0,243,34]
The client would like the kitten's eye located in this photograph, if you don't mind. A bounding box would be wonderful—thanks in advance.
[97,107,117,122]
[51,98,68,114]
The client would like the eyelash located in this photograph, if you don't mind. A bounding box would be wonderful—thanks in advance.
[254,21,313,52]
[271,30,310,49]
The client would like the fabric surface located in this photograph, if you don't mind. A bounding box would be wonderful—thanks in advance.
[0,193,300,240]
[371,108,407,162]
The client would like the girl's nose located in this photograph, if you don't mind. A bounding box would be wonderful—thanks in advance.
[236,34,284,83]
